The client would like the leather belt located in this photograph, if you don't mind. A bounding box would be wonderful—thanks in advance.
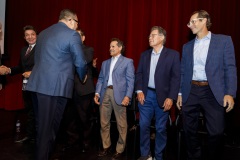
[107,85,113,89]
[148,87,156,91]
[192,80,209,86]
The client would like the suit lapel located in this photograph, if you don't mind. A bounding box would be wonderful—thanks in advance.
[113,55,123,71]
[146,50,152,76]
[106,59,111,80]
[155,47,167,73]
[189,41,194,68]
[206,33,217,65]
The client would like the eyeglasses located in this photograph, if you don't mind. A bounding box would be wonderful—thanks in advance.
[149,34,162,38]
[71,19,79,25]
[73,19,79,25]
[187,18,204,27]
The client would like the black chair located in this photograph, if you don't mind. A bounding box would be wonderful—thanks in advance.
[175,111,207,160]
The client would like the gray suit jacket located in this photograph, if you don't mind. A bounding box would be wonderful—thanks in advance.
[26,22,87,98]
[95,55,135,105]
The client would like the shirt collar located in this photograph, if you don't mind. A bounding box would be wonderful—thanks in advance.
[195,31,211,42]
[112,54,121,60]
[152,46,163,55]
[29,43,36,48]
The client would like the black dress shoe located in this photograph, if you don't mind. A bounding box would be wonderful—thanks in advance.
[111,152,122,160]
[61,144,74,152]
[81,143,90,153]
[97,147,111,157]
[15,136,29,143]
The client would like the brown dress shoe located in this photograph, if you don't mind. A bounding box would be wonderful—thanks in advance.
[97,147,111,157]
[111,152,122,160]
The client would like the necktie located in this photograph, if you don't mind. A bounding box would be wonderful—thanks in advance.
[25,46,32,56]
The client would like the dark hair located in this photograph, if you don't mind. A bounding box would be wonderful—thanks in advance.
[192,10,212,30]
[77,29,85,36]
[111,38,125,53]
[23,25,37,35]
[59,9,77,21]
[150,26,167,45]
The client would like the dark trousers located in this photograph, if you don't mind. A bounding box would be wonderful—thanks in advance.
[138,89,169,160]
[22,90,35,139]
[66,92,95,146]
[182,85,225,160]
[32,92,68,160]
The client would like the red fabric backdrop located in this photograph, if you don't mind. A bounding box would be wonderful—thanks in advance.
[0,0,239,110]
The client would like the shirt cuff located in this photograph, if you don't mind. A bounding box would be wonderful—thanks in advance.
[136,90,143,93]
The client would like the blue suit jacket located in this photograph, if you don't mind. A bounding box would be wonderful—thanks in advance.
[95,55,135,105]
[26,22,87,98]
[135,47,181,106]
[180,33,237,106]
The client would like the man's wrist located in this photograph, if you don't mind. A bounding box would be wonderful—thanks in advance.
[95,93,100,97]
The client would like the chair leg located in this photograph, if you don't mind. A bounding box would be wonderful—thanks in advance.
[133,125,137,160]
[177,130,181,160]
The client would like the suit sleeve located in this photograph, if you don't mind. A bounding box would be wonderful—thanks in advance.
[179,46,186,94]
[168,52,181,100]
[70,32,87,81]
[10,54,24,75]
[125,59,135,98]
[95,62,104,96]
[135,53,144,91]
[224,36,237,97]
[84,47,94,64]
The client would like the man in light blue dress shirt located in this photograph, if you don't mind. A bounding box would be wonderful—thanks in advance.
[135,26,180,160]
[177,10,237,160]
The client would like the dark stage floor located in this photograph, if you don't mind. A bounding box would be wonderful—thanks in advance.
[1,109,240,160]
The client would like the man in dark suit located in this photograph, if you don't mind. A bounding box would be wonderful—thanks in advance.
[62,29,97,152]
[94,38,135,160]
[176,10,237,160]
[3,25,37,143]
[26,9,87,160]
[135,26,180,160]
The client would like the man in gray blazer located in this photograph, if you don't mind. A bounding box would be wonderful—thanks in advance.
[177,10,237,160]
[94,38,134,160]
[26,9,87,160]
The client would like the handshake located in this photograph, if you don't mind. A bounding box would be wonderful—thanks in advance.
[0,65,10,75]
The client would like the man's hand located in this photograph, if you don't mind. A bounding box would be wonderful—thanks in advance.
[0,65,10,75]
[94,94,100,105]
[121,96,130,106]
[223,95,235,113]
[176,95,182,110]
[22,71,31,78]
[163,98,173,111]
[137,92,145,105]
[93,58,97,68]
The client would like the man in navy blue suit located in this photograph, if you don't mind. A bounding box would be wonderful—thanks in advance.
[177,10,237,160]
[26,9,87,160]
[135,26,180,160]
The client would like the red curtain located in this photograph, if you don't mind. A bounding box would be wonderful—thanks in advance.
[1,0,239,110]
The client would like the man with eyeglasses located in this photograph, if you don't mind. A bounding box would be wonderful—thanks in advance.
[135,26,180,160]
[177,10,237,160]
[25,9,87,160]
